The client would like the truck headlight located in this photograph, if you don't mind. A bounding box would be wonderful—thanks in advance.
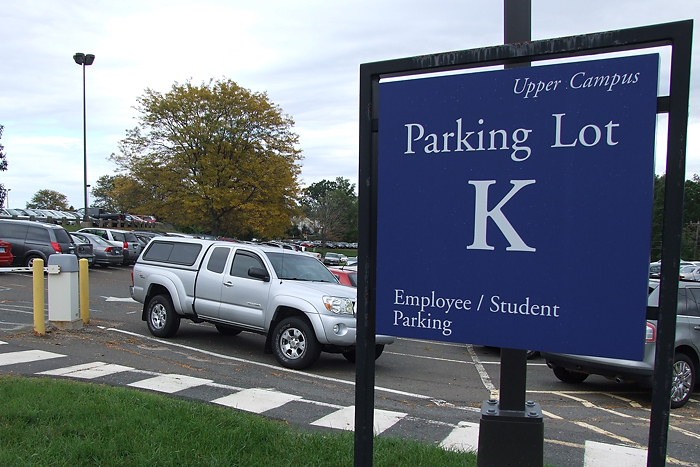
[323,296,355,316]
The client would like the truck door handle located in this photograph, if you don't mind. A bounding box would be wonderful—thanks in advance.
[223,281,233,287]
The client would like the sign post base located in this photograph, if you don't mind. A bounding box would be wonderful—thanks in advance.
[477,399,543,467]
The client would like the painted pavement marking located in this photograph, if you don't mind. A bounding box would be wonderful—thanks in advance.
[39,362,133,379]
[212,388,302,414]
[128,374,213,394]
[0,349,65,366]
[439,421,480,453]
[310,406,407,434]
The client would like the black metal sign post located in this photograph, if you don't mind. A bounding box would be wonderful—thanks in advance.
[356,19,692,467]
[477,2,544,465]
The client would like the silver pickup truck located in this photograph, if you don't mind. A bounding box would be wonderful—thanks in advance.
[130,237,394,369]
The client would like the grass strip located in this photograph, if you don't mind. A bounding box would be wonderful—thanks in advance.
[0,375,476,466]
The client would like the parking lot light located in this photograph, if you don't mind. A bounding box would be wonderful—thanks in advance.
[73,53,95,223]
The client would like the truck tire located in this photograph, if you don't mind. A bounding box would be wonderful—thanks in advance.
[146,294,180,338]
[341,345,385,363]
[272,317,321,370]
[215,324,242,336]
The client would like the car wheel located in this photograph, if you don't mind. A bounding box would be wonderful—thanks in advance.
[341,345,385,363]
[25,255,42,268]
[215,324,242,336]
[271,317,321,370]
[146,294,180,338]
[670,353,695,409]
[552,366,589,384]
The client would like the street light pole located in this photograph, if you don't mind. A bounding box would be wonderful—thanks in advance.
[73,52,95,223]
[6,188,9,208]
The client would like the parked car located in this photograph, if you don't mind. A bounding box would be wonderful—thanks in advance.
[323,252,347,266]
[0,239,13,266]
[328,266,357,287]
[5,209,31,220]
[71,232,124,268]
[68,233,96,267]
[0,219,76,267]
[76,228,142,265]
[541,278,699,408]
[679,266,700,281]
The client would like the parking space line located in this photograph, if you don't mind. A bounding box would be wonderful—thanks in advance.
[466,344,497,399]
[107,327,433,400]
[574,421,642,447]
[602,392,644,408]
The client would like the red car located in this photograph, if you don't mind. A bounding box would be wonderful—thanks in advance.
[0,239,13,267]
[327,266,357,287]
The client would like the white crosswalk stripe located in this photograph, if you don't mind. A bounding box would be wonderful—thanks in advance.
[127,374,213,394]
[213,388,302,413]
[583,440,647,466]
[0,349,65,365]
[310,406,407,434]
[440,421,480,453]
[39,362,133,379]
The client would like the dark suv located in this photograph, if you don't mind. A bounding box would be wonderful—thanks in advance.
[0,219,76,267]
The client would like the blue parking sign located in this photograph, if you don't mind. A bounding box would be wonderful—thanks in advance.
[376,54,659,360]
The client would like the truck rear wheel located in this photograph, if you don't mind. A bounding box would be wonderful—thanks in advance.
[146,294,180,338]
[272,317,321,370]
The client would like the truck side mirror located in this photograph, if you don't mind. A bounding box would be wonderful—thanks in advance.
[248,267,270,282]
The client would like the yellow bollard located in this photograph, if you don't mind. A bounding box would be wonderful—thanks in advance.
[79,258,89,324]
[33,258,45,336]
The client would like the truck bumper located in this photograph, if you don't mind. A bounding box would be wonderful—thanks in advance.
[313,313,396,347]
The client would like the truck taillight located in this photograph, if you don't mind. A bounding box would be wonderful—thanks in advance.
[645,322,656,343]
[51,242,62,253]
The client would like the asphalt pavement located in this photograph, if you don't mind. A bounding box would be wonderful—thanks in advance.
[0,266,698,467]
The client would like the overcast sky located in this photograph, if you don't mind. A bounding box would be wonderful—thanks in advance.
[1,0,699,210]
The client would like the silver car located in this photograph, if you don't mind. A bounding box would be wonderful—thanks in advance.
[76,227,142,265]
[542,278,700,408]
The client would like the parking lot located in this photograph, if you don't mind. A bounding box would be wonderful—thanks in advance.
[0,266,699,466]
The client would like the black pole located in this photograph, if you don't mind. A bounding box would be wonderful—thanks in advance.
[82,63,88,223]
[354,68,379,467]
[500,0,531,413]
[477,2,543,466]
[646,20,693,467]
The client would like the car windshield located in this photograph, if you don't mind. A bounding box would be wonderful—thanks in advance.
[680,266,696,273]
[265,252,337,282]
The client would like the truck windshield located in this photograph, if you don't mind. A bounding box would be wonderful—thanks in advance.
[265,252,337,283]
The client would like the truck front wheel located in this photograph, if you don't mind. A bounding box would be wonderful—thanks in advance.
[272,317,321,370]
[146,294,180,338]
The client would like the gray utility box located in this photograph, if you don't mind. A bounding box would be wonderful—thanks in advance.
[47,254,82,329]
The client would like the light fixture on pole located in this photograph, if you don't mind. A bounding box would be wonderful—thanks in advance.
[73,52,95,223]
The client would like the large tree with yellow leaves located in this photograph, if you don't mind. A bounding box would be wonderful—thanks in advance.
[112,79,302,238]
